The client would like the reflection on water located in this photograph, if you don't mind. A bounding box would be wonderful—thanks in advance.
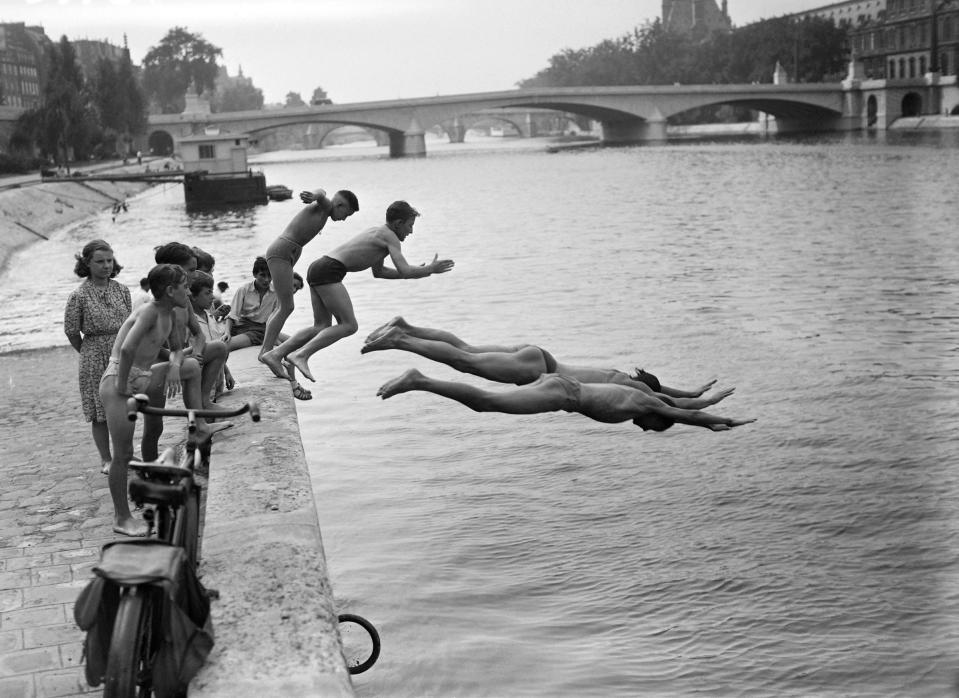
[2,133,959,697]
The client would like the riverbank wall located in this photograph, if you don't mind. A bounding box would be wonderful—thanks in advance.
[189,348,354,696]
[0,162,156,274]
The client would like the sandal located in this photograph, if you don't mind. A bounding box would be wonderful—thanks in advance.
[292,383,312,400]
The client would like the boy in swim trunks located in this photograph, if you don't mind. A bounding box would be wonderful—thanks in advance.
[260,188,359,367]
[260,200,455,383]
[99,264,226,537]
[377,369,755,432]
[361,317,733,408]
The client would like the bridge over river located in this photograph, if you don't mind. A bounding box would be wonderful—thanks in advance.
[119,62,959,158]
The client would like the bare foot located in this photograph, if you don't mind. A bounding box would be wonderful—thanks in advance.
[113,516,149,537]
[361,325,404,354]
[364,316,408,343]
[259,351,291,380]
[101,460,111,475]
[282,361,297,382]
[287,353,316,382]
[377,368,423,399]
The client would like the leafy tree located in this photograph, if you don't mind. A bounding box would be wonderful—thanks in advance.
[35,36,96,165]
[519,15,847,89]
[92,51,147,155]
[214,81,265,112]
[311,86,331,105]
[285,91,306,107]
[142,27,223,113]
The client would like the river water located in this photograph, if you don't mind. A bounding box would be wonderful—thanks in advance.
[1,131,958,697]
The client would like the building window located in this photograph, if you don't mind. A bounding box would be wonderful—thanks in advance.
[919,55,926,74]
[909,56,916,77]
[889,59,896,77]
[198,144,215,159]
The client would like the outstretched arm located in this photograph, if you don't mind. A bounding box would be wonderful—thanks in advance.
[649,401,755,431]
[657,378,717,398]
[666,386,735,409]
[375,233,454,279]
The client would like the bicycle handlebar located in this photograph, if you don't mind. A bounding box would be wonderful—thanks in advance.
[126,393,261,431]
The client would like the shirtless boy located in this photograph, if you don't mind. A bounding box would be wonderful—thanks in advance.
[260,188,359,365]
[362,317,731,408]
[141,242,229,461]
[99,264,221,536]
[377,369,755,432]
[261,200,454,383]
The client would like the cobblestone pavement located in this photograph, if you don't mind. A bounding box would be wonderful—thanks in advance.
[0,346,138,697]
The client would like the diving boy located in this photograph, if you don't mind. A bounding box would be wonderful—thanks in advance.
[260,200,454,383]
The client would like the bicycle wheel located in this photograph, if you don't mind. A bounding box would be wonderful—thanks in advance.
[179,485,201,568]
[338,613,380,675]
[103,586,153,698]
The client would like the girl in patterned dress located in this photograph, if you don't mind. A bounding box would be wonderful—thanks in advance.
[64,240,132,473]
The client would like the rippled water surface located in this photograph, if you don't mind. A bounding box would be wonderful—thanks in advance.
[2,133,958,696]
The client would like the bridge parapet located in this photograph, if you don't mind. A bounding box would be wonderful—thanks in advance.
[136,80,957,157]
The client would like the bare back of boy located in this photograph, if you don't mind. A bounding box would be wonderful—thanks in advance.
[327,225,396,272]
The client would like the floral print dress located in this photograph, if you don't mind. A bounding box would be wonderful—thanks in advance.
[64,279,132,422]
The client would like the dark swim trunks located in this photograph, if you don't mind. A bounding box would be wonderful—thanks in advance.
[538,346,558,373]
[307,256,348,286]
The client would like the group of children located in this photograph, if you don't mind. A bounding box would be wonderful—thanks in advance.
[86,188,456,536]
[82,184,754,538]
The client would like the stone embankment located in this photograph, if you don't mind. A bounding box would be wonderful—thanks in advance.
[0,162,157,273]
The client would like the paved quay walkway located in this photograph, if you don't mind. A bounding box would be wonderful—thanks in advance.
[0,346,110,697]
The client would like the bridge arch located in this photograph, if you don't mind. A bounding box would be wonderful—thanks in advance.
[148,130,174,156]
[901,92,923,117]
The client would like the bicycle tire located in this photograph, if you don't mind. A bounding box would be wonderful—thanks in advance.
[180,485,201,568]
[338,613,380,675]
[103,586,152,698]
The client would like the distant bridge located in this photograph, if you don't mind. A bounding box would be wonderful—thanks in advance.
[148,84,856,157]
[146,70,956,157]
[0,64,949,158]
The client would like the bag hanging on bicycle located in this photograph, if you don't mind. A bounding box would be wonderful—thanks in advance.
[74,539,215,696]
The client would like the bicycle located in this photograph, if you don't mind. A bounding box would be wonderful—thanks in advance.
[89,394,259,698]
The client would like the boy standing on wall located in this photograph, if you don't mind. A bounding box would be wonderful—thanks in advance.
[260,200,454,384]
[99,264,225,536]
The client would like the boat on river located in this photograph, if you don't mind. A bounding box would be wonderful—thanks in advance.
[266,184,293,201]
[178,131,267,209]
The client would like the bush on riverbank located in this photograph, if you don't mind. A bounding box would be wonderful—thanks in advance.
[0,152,45,175]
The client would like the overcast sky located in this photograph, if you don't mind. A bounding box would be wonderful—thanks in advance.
[1,0,831,104]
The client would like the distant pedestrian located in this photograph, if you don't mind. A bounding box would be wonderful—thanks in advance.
[63,239,132,473]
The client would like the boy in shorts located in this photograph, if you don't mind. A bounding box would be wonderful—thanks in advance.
[260,200,454,383]
[260,188,359,363]
[99,264,225,536]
